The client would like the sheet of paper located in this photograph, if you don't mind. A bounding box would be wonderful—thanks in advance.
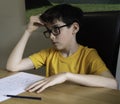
[0,72,44,102]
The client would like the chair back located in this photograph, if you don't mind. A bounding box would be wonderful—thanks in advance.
[76,11,120,76]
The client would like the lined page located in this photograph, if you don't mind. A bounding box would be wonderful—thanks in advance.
[0,72,44,102]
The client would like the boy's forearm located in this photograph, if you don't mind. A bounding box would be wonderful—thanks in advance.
[6,30,32,71]
[66,72,117,89]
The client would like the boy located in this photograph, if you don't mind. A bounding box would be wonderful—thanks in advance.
[6,4,117,93]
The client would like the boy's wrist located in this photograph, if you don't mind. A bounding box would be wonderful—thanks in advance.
[66,72,72,81]
[25,30,32,36]
[25,29,32,34]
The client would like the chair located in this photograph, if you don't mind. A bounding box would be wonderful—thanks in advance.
[76,11,120,76]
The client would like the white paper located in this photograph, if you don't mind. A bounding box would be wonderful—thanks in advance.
[0,72,44,102]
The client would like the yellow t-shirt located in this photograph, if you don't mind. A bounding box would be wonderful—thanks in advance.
[29,45,108,77]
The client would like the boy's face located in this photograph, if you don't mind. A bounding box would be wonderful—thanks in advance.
[44,20,76,51]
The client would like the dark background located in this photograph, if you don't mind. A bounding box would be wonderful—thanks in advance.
[25,0,120,10]
[25,0,52,10]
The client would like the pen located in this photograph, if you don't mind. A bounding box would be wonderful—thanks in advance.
[5,95,42,100]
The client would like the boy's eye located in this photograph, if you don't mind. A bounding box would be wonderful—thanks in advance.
[52,25,59,29]
[53,26,59,30]
[52,27,59,33]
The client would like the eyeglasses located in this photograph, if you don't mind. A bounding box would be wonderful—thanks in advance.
[43,24,72,38]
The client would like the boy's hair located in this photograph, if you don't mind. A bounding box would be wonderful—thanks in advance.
[40,4,83,26]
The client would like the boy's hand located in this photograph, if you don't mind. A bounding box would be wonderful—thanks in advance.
[26,73,67,93]
[27,14,44,33]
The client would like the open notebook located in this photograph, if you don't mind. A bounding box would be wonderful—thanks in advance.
[0,72,44,102]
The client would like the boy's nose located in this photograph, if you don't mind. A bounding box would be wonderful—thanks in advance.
[50,33,55,40]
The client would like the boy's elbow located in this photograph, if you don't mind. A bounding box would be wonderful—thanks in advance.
[114,79,118,90]
[109,79,118,90]
[6,64,19,72]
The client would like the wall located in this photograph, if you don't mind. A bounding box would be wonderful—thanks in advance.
[0,0,50,75]
[116,46,120,89]
[0,0,26,69]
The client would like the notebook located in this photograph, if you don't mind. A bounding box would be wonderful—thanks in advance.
[0,72,44,102]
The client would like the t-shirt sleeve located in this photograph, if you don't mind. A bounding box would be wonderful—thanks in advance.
[86,49,109,75]
[29,49,50,69]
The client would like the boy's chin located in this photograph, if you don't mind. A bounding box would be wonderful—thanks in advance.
[54,46,63,51]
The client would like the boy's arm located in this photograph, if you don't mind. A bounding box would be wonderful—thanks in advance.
[6,15,43,71]
[6,30,34,71]
[26,70,117,93]
[66,70,117,89]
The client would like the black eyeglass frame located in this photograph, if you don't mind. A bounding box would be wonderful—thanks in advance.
[43,23,72,38]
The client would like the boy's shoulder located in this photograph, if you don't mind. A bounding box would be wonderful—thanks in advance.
[79,45,96,51]
[39,47,59,54]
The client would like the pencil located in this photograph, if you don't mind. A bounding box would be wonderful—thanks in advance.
[5,95,42,100]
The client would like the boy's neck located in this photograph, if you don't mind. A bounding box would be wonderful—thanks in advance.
[60,44,80,57]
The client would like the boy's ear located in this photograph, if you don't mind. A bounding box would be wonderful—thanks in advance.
[72,22,80,35]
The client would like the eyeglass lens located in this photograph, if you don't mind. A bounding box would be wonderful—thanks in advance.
[43,24,72,38]
[44,27,60,38]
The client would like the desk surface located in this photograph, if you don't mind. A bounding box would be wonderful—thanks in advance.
[0,68,120,104]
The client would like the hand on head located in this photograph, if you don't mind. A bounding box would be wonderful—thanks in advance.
[27,14,44,33]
